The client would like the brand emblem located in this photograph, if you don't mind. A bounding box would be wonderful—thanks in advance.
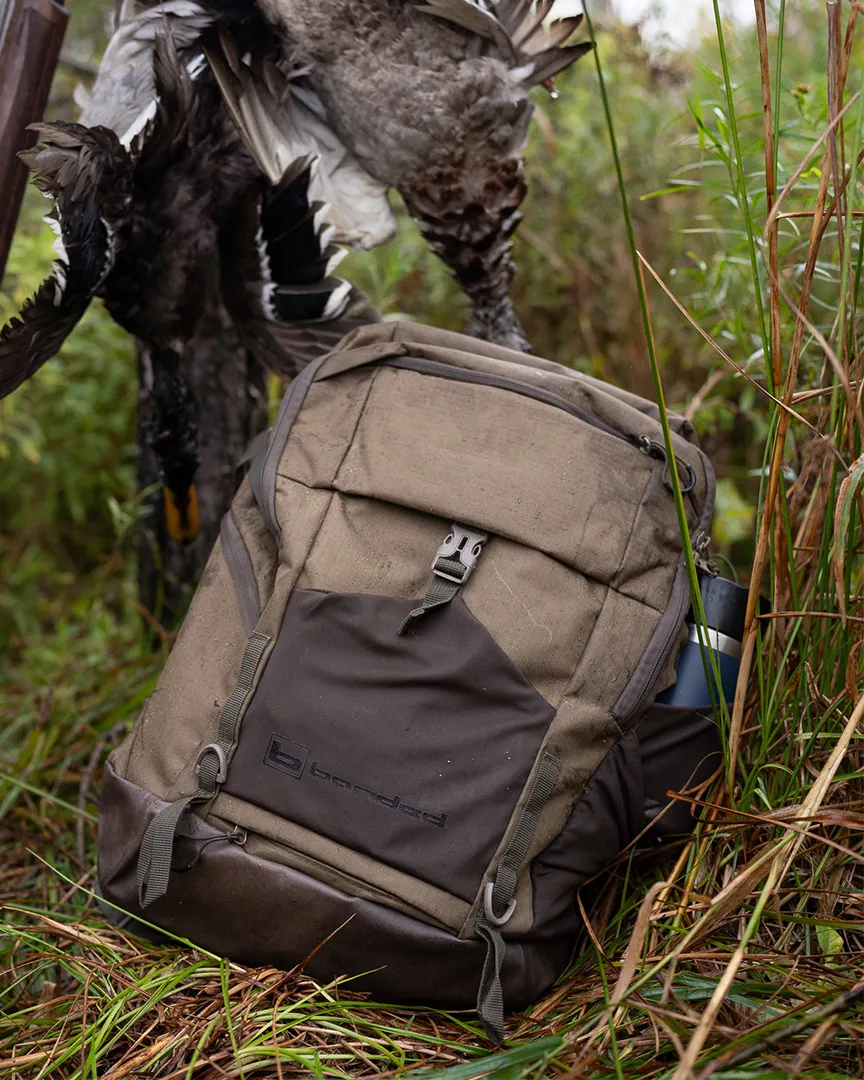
[264,736,310,779]
[264,732,447,827]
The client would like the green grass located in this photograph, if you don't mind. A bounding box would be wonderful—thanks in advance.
[2,1,864,1077]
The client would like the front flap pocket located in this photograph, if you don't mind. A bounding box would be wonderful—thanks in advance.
[221,588,556,902]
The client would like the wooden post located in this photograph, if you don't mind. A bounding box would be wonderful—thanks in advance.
[0,0,69,281]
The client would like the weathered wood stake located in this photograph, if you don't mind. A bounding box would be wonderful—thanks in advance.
[0,0,68,280]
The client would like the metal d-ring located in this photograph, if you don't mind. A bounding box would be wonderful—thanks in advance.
[483,882,517,927]
[195,743,228,784]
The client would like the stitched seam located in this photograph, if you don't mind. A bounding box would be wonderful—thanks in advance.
[330,365,384,489]
[608,465,658,591]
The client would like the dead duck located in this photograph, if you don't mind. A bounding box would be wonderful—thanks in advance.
[1,0,587,551]
[249,0,593,351]
[0,29,362,545]
[85,0,591,352]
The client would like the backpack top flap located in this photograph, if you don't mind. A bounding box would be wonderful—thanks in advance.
[257,320,713,549]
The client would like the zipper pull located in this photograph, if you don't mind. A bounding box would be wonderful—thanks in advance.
[638,435,666,460]
[638,435,697,494]
[693,530,718,575]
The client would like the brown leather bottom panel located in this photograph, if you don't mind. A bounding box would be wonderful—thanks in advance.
[98,763,572,1009]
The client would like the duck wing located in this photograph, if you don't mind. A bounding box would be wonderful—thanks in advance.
[0,123,132,399]
[221,154,379,377]
[204,30,395,250]
[78,1,215,138]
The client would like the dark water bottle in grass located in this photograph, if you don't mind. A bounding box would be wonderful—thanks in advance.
[657,574,749,708]
[640,573,753,840]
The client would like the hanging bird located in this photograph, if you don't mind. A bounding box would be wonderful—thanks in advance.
[0,24,367,545]
[1,0,588,557]
[79,0,396,256]
[226,0,593,350]
[84,0,591,352]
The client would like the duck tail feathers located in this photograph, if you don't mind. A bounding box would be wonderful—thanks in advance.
[521,40,593,87]
[417,1,591,84]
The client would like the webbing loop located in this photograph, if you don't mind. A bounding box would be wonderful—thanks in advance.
[475,752,561,1043]
[476,916,506,1044]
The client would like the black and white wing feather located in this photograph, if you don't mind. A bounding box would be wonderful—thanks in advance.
[257,159,351,323]
[205,32,395,250]
[222,155,379,376]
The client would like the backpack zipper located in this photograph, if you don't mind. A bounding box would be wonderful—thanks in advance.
[206,808,468,932]
[220,509,262,633]
[385,357,695,488]
[386,356,635,443]
[259,352,334,534]
[619,586,688,722]
[636,436,697,494]
[611,563,694,726]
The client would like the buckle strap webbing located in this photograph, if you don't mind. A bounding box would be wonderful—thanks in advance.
[476,916,507,1044]
[398,523,488,635]
[475,752,561,1043]
[136,631,271,908]
[136,793,197,909]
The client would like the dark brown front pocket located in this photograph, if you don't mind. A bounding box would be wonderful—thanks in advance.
[221,589,556,901]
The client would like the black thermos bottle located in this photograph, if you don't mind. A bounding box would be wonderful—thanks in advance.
[642,572,755,840]
[656,573,750,707]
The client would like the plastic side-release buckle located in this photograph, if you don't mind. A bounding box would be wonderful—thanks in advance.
[432,523,489,584]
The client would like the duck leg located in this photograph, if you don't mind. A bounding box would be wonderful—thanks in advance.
[139,346,199,545]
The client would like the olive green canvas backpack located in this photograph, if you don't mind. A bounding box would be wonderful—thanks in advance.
[97,321,716,1040]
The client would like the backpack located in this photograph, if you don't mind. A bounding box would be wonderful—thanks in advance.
[97,321,717,1041]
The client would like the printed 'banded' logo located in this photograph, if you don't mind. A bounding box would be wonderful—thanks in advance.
[264,733,447,828]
